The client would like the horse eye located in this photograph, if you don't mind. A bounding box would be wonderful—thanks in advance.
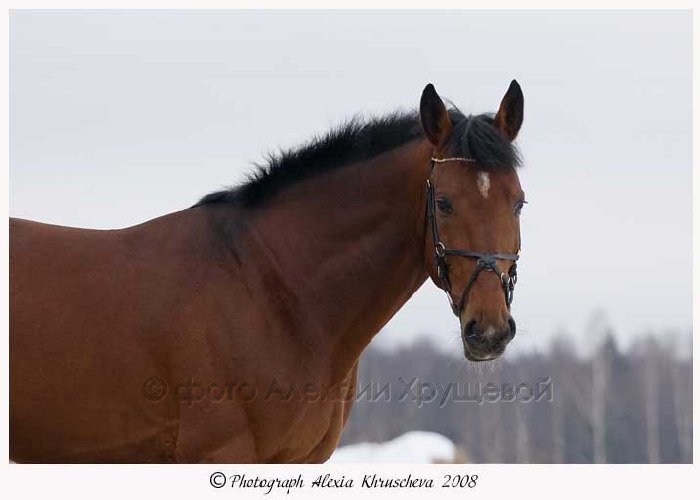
[514,200,527,216]
[437,197,453,214]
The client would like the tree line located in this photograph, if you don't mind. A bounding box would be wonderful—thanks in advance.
[339,328,692,463]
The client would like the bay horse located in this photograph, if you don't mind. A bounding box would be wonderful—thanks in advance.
[10,81,526,463]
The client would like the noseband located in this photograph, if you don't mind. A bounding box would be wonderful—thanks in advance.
[425,157,519,317]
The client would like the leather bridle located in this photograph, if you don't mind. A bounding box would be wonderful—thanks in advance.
[425,157,519,317]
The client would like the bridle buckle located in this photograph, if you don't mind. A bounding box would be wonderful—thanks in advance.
[500,272,511,285]
[435,242,446,257]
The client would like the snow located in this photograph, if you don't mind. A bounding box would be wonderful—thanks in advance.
[328,431,455,463]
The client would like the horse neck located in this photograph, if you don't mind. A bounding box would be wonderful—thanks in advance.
[239,140,433,380]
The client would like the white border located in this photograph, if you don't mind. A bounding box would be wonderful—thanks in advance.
[1,3,697,499]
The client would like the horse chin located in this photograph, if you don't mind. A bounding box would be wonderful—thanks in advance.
[462,345,505,362]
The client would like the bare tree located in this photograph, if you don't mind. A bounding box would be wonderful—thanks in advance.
[591,354,607,463]
[671,363,692,462]
[550,334,574,463]
[588,311,611,463]
[515,404,531,462]
[642,337,660,463]
[669,333,692,462]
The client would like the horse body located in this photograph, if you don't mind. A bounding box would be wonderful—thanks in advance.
[10,141,432,463]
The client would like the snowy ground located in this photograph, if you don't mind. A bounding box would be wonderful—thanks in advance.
[328,431,455,463]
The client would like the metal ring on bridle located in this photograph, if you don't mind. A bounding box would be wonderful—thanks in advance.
[435,242,446,257]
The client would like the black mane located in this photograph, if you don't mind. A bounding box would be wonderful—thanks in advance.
[195,108,520,207]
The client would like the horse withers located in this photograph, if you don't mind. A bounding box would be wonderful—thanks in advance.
[10,81,525,463]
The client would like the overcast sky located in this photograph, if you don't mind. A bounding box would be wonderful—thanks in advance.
[10,11,692,356]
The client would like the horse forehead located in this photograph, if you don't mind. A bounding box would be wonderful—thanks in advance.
[476,171,491,199]
[484,167,522,193]
[461,166,521,194]
[471,168,522,211]
[441,164,521,198]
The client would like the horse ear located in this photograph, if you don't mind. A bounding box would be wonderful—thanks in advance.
[420,84,452,148]
[494,79,524,142]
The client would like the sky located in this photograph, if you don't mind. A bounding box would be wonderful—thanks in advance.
[10,11,692,356]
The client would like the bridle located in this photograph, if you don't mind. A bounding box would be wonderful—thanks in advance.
[425,157,519,317]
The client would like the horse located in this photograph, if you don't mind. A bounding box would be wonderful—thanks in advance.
[9,81,526,463]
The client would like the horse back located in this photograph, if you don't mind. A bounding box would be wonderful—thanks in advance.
[9,216,192,462]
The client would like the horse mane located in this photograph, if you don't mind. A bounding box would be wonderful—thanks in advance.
[194,108,520,208]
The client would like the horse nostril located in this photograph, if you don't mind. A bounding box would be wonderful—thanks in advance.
[507,317,517,338]
[463,320,478,339]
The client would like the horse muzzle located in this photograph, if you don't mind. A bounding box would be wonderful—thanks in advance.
[461,317,516,361]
